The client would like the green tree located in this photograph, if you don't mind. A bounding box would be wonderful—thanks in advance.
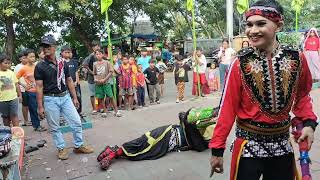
[144,0,226,39]
[0,0,52,62]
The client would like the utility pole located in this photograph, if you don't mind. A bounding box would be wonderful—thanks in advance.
[226,0,233,45]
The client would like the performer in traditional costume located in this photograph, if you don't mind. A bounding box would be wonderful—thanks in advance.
[303,27,320,82]
[209,1,318,180]
[97,107,218,170]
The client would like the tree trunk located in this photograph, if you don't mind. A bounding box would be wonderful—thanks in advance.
[5,16,15,61]
[71,18,92,53]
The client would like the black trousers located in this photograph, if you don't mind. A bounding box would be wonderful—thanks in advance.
[237,153,294,180]
[75,85,82,113]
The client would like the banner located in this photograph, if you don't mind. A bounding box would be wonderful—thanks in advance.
[187,0,193,11]
[291,0,305,31]
[101,0,116,100]
[236,0,249,14]
[101,0,113,14]
[186,0,201,96]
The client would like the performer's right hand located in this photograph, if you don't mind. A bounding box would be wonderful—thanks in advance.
[209,156,224,177]
[38,106,45,120]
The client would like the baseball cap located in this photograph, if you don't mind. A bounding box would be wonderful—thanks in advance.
[40,34,56,46]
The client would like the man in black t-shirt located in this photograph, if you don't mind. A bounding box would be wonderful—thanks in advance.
[82,41,100,113]
[143,59,160,104]
[35,35,93,160]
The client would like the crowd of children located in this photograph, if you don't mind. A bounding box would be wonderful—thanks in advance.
[0,43,222,127]
[80,44,219,116]
[80,45,169,117]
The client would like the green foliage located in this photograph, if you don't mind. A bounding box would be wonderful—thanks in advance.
[143,0,226,39]
[279,0,320,31]
[277,32,302,47]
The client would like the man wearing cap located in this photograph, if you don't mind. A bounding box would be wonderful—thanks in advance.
[82,41,101,114]
[35,35,94,160]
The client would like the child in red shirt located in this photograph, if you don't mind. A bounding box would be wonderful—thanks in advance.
[136,64,146,107]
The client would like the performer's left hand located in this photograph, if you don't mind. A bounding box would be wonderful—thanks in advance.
[297,126,314,150]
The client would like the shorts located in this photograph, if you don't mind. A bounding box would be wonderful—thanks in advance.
[88,83,95,97]
[158,73,165,84]
[22,92,29,106]
[95,84,113,99]
[119,87,134,96]
[0,98,18,118]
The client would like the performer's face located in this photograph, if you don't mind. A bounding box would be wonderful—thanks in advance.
[245,15,283,50]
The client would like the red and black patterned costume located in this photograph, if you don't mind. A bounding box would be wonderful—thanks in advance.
[209,45,318,179]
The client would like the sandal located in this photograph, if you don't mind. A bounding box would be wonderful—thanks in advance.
[37,140,47,148]
[22,122,32,126]
[34,126,47,132]
[114,111,122,117]
[101,113,108,118]
[25,145,39,153]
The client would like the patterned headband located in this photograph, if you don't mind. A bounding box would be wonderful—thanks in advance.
[245,6,283,22]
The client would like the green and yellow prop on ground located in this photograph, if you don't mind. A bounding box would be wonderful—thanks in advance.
[101,0,116,100]
[187,107,217,128]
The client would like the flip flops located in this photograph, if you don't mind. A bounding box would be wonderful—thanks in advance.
[21,122,32,126]
[25,140,47,153]
[36,140,47,148]
[25,146,39,153]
